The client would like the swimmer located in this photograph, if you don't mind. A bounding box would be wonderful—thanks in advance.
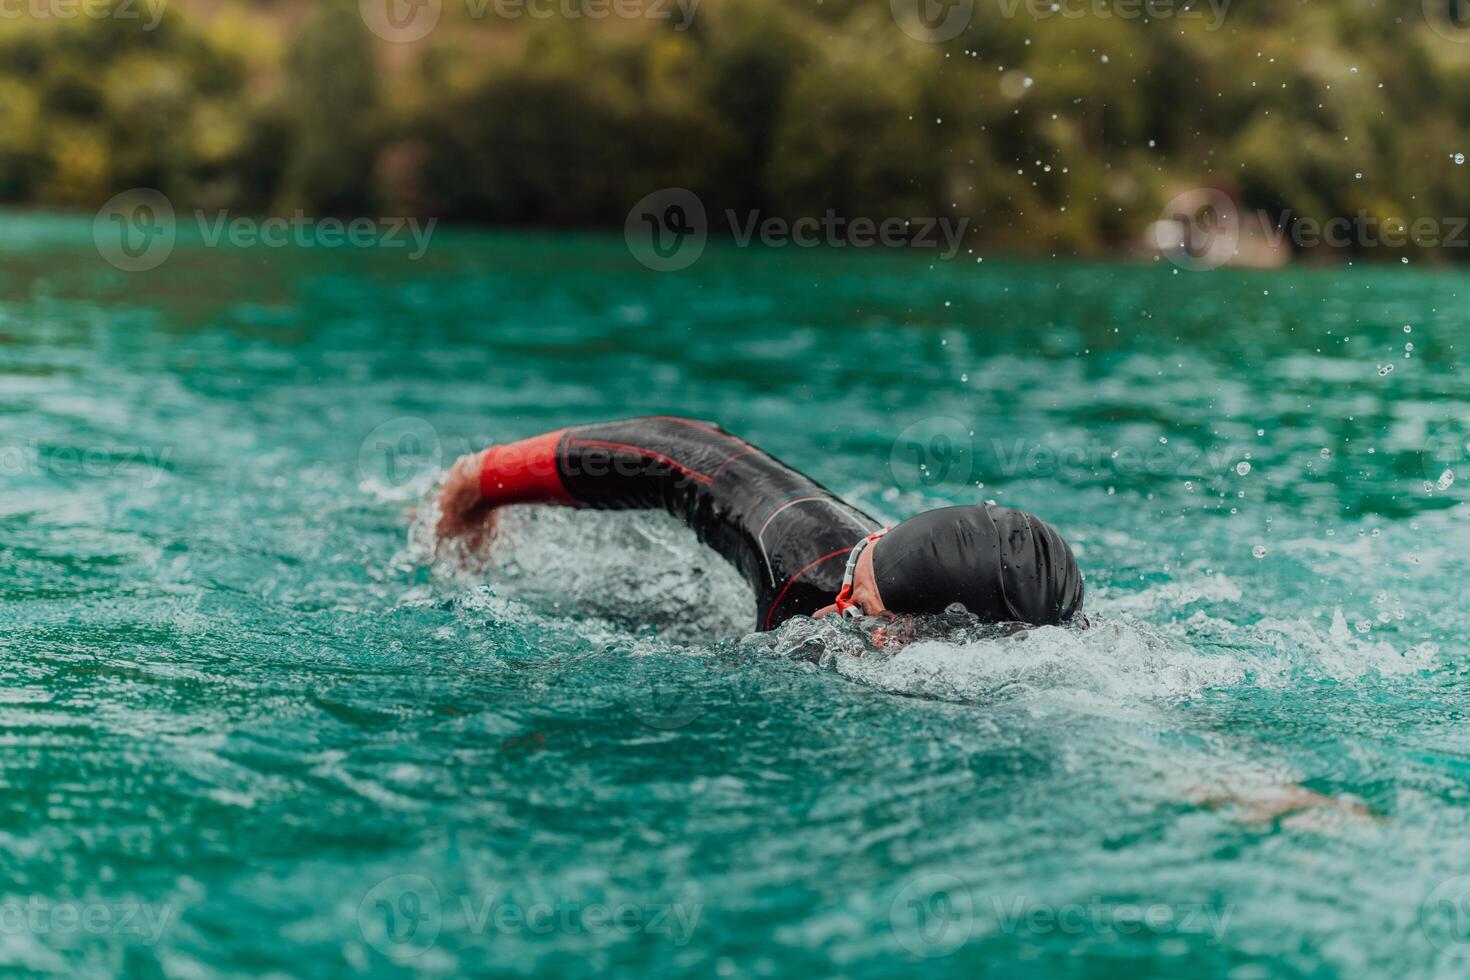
[435,417,1083,631]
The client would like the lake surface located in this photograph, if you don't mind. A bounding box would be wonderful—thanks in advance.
[3,215,1470,977]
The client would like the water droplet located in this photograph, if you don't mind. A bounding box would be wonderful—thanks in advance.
[1252,545,1267,559]
[1236,461,1252,476]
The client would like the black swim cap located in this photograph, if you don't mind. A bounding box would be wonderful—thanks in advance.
[870,504,1083,625]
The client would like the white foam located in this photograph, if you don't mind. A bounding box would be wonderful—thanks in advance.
[411,505,1442,705]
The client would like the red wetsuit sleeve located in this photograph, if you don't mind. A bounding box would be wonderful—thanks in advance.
[477,429,578,507]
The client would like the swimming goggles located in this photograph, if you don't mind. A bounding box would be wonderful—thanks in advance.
[832,527,890,618]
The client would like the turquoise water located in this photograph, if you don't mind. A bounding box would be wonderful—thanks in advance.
[4,216,1470,977]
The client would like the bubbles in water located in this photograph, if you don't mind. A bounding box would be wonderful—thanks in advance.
[1354,620,1371,634]
[1405,342,1414,353]
[1456,153,1466,165]
[1438,469,1455,491]
[1320,448,1332,458]
[1236,461,1252,476]
[1404,324,1413,333]
[1252,545,1267,559]
[1377,364,1394,376]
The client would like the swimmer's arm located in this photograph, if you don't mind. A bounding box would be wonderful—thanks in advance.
[436,449,495,543]
[436,430,576,543]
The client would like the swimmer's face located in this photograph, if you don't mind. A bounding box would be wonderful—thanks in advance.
[812,538,892,620]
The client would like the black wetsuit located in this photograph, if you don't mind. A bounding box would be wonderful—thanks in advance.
[478,417,878,630]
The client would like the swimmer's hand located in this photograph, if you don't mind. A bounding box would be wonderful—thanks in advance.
[436,450,499,550]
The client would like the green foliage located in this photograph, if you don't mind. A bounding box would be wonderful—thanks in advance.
[4,0,1470,261]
